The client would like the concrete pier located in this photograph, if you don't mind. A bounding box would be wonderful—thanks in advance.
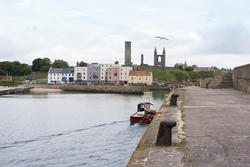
[184,86,250,166]
[0,86,33,95]
[128,86,250,166]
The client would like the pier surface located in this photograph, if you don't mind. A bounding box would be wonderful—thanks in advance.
[0,86,32,95]
[128,86,250,166]
[184,86,250,166]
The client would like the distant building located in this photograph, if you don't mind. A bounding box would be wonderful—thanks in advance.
[128,71,153,85]
[107,64,121,84]
[87,64,101,83]
[193,66,217,72]
[100,64,114,82]
[119,66,132,84]
[154,48,166,68]
[141,54,144,66]
[74,67,88,83]
[0,75,12,81]
[48,67,74,84]
[124,41,132,66]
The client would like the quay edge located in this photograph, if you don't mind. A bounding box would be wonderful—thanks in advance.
[127,89,186,167]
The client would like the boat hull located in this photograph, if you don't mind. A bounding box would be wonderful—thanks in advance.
[130,116,151,125]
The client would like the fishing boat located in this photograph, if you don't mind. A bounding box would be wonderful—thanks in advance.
[130,102,157,125]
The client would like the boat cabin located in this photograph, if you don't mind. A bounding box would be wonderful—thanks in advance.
[137,102,153,111]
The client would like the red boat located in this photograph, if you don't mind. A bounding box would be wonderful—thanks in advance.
[130,102,157,125]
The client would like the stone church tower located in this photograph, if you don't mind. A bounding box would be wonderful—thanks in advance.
[154,48,166,68]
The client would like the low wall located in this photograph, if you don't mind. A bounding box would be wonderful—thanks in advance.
[233,64,250,93]
[199,75,223,88]
[33,84,170,94]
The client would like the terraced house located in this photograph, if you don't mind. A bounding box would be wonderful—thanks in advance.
[107,64,121,84]
[128,71,153,85]
[48,67,74,84]
[87,63,101,84]
[48,64,132,85]
[119,66,132,84]
[74,67,88,83]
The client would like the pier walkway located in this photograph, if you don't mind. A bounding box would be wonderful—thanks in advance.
[184,86,250,166]
[0,86,32,95]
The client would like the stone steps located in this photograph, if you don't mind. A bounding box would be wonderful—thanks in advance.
[218,73,233,88]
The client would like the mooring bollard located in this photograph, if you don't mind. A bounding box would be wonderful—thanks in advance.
[170,93,179,106]
[156,119,176,146]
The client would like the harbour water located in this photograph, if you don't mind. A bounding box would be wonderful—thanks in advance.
[0,91,168,167]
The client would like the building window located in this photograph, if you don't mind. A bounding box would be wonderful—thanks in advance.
[90,77,92,79]
[102,77,103,79]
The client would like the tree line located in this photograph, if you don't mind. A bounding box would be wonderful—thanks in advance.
[0,58,88,76]
[153,70,221,83]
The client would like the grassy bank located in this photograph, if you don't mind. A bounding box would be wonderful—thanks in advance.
[0,80,23,87]
[153,70,221,83]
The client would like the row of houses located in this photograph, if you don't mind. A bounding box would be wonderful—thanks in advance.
[48,63,153,85]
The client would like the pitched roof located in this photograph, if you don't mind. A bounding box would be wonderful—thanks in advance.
[129,71,152,76]
[48,68,74,74]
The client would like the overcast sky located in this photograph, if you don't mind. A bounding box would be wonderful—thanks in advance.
[0,0,250,68]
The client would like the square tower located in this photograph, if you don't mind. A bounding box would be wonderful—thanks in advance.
[125,41,132,66]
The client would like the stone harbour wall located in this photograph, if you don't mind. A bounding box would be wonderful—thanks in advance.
[233,64,250,93]
[33,84,170,94]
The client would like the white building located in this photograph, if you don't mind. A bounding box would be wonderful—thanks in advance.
[48,67,74,84]
[119,66,132,84]
[74,67,88,83]
[100,64,118,82]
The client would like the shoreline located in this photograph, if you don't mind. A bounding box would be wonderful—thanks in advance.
[32,84,170,95]
[29,88,64,93]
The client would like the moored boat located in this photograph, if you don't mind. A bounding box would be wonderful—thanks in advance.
[130,102,157,125]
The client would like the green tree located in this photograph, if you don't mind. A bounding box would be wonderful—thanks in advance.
[170,70,189,82]
[32,58,42,71]
[20,64,32,75]
[32,58,51,72]
[52,59,69,68]
[0,61,32,76]
[185,66,194,72]
[79,61,88,67]
[175,64,184,71]
[12,61,22,75]
[0,69,5,75]
[40,66,50,72]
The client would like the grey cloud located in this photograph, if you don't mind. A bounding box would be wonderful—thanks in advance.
[0,37,26,61]
[195,22,250,54]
